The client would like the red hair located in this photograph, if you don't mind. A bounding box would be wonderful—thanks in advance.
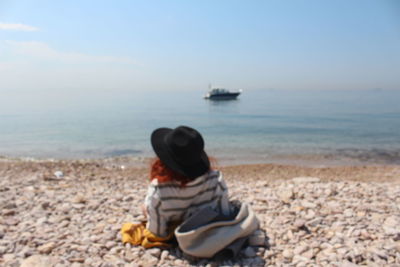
[150,157,217,186]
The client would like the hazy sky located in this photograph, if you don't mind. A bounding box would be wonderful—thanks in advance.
[0,0,399,91]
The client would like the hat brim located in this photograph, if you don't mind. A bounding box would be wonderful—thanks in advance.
[151,128,210,179]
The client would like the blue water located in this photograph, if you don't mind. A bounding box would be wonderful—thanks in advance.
[1,89,400,164]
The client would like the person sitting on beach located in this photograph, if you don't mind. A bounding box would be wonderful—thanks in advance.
[144,125,232,238]
[121,126,259,257]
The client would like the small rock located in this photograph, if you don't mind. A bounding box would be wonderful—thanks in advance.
[123,195,134,202]
[124,249,136,262]
[2,209,16,216]
[147,247,161,258]
[105,241,116,249]
[277,188,294,203]
[304,209,316,220]
[4,217,19,225]
[293,245,309,255]
[142,253,158,266]
[343,209,353,217]
[370,248,388,260]
[69,257,85,263]
[18,247,35,258]
[41,202,50,209]
[4,203,17,209]
[294,219,306,229]
[20,255,57,267]
[37,242,57,254]
[384,216,399,227]
[282,249,293,259]
[301,201,317,209]
[301,249,314,259]
[0,245,7,254]
[54,171,64,178]
[160,249,169,261]
[72,195,86,204]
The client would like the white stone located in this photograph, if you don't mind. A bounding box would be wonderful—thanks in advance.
[282,249,294,259]
[141,253,159,266]
[20,255,57,267]
[160,250,169,260]
[301,200,317,209]
[54,171,64,179]
[343,209,353,217]
[147,247,161,258]
[277,189,294,203]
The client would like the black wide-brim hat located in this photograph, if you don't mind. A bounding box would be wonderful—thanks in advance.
[151,126,210,179]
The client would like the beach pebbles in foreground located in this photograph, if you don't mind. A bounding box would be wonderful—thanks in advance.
[0,159,399,266]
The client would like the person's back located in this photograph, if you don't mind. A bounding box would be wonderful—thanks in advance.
[145,168,231,237]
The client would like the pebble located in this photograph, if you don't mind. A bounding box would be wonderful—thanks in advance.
[105,241,116,249]
[160,249,169,260]
[1,159,399,266]
[147,247,161,258]
[293,245,308,255]
[282,249,294,259]
[37,242,57,254]
[277,188,293,203]
[20,255,58,267]
[54,171,64,179]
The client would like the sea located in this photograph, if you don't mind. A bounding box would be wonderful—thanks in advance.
[1,88,400,166]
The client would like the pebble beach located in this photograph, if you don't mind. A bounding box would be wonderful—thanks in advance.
[1,157,399,266]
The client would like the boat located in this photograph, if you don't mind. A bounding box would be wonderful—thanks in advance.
[204,87,242,100]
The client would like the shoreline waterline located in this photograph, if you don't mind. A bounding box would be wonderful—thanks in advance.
[1,149,400,168]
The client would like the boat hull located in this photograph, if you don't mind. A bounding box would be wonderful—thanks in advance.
[204,92,240,100]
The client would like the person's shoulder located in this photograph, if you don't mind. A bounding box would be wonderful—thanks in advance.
[149,178,178,188]
[208,169,220,177]
[206,169,223,181]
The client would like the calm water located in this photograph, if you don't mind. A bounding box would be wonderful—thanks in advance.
[1,89,400,165]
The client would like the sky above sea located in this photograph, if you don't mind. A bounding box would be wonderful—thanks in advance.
[1,1,400,165]
[0,0,399,91]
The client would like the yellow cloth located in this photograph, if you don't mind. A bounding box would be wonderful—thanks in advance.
[121,222,174,248]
